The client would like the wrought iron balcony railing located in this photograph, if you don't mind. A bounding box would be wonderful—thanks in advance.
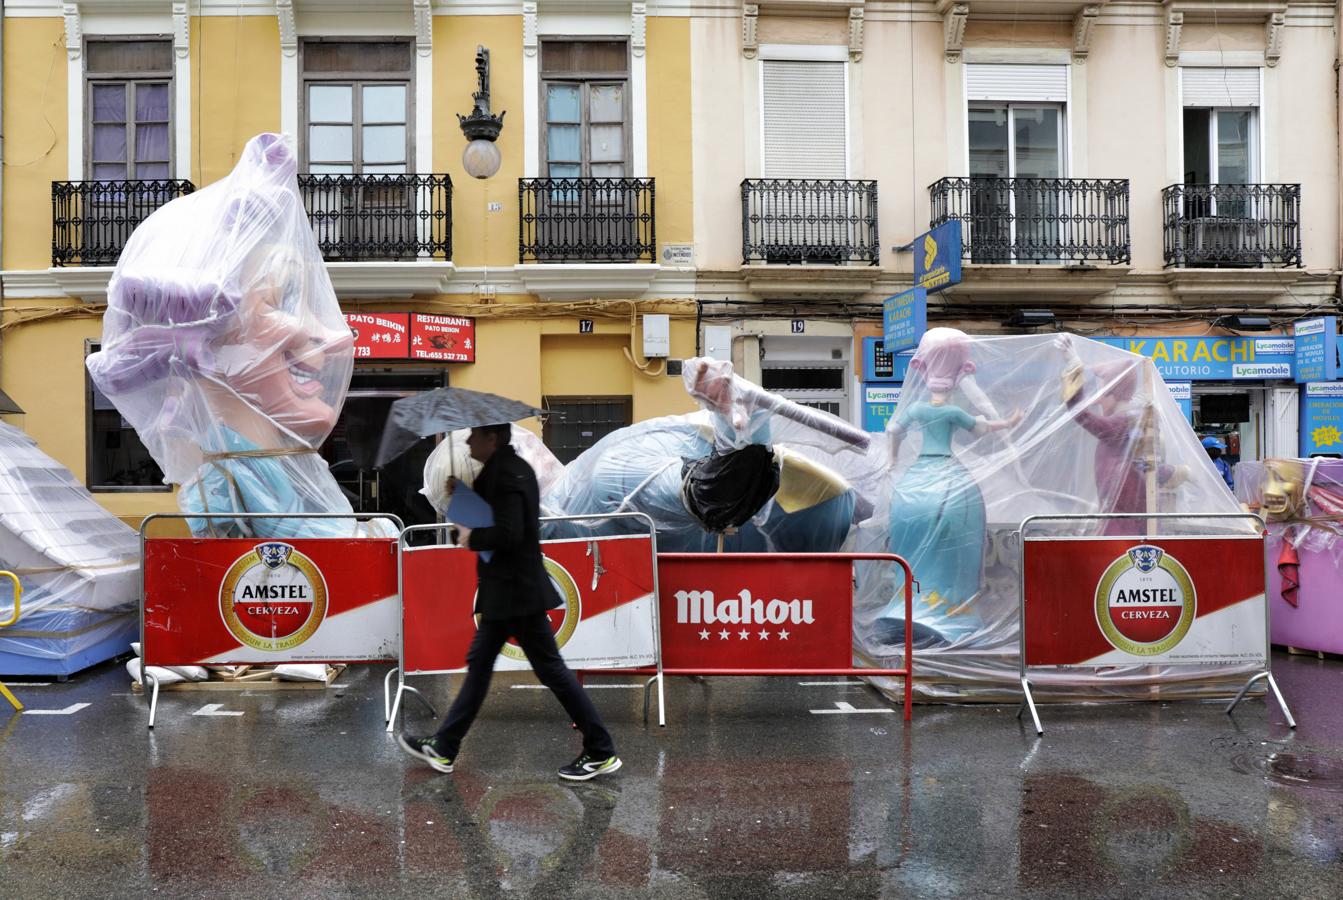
[518,177,655,263]
[1162,183,1301,268]
[929,176,1131,265]
[298,173,452,261]
[741,179,878,265]
[52,179,195,266]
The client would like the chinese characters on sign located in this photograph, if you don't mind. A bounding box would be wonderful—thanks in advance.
[410,314,476,363]
[344,313,410,359]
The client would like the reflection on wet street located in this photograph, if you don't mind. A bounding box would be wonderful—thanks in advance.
[2,652,1342,898]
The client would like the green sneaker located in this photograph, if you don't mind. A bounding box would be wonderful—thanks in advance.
[397,733,455,773]
[558,753,622,781]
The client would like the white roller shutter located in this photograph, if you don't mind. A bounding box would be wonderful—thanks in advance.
[1182,67,1260,107]
[965,64,1068,103]
[762,60,847,179]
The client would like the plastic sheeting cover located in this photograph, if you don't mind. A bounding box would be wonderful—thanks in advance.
[852,331,1257,701]
[1237,457,1343,607]
[0,422,140,671]
[422,425,566,515]
[86,133,380,539]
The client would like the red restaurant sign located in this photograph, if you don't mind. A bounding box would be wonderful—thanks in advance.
[411,314,476,363]
[345,313,410,359]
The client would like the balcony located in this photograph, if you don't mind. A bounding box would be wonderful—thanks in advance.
[929,176,1131,266]
[297,173,452,262]
[51,179,195,266]
[741,179,878,266]
[518,177,655,264]
[1162,183,1301,269]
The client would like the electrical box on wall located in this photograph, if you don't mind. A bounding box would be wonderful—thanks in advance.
[642,314,670,358]
[704,325,732,362]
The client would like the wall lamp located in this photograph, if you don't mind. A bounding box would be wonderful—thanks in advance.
[458,45,506,179]
[1214,314,1273,331]
[1004,309,1055,328]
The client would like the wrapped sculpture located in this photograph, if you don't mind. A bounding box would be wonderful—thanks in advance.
[86,134,379,539]
[541,358,882,552]
[1237,458,1343,655]
[421,424,566,514]
[852,331,1254,701]
[0,423,140,675]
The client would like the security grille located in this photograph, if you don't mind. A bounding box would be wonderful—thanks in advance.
[542,396,632,464]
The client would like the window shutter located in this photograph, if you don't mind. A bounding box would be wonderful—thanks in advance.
[762,60,847,179]
[965,64,1068,103]
[1182,68,1260,107]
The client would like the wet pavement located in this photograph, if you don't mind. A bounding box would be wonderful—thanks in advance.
[1,652,1341,899]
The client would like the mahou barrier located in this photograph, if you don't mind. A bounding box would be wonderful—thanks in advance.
[1018,512,1295,735]
[139,513,403,728]
[591,552,916,724]
[388,513,662,732]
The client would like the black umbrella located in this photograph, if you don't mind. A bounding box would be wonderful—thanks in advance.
[374,386,549,467]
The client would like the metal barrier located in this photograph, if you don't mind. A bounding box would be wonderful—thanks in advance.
[0,571,23,712]
[1017,512,1295,735]
[388,512,663,732]
[590,552,917,724]
[138,512,403,728]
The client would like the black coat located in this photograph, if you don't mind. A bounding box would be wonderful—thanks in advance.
[466,444,561,620]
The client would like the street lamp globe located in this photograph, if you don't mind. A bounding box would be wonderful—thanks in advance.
[462,139,502,180]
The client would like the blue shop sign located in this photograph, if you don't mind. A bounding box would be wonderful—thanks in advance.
[861,337,914,383]
[1167,381,1192,422]
[1294,317,1339,383]
[913,221,962,294]
[1096,336,1295,381]
[1301,382,1343,457]
[862,383,903,433]
[881,289,927,355]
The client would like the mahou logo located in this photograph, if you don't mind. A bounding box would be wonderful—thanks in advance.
[1094,544,1196,656]
[674,589,816,626]
[220,542,329,652]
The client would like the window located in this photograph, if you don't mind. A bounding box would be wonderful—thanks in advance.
[760,364,848,421]
[301,41,413,174]
[86,341,166,491]
[542,396,632,464]
[541,40,629,178]
[1182,69,1259,188]
[85,39,173,180]
[762,59,847,179]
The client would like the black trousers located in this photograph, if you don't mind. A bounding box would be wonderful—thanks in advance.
[432,611,616,759]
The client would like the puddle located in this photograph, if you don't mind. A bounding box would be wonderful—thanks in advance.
[1232,752,1343,792]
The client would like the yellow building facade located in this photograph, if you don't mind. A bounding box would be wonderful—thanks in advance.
[1,1,699,529]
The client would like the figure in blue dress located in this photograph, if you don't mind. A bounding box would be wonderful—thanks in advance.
[874,328,1022,646]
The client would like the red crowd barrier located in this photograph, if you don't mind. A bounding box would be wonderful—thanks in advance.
[584,552,915,723]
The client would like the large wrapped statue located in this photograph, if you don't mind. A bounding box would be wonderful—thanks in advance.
[86,134,378,538]
[853,331,1254,701]
[1237,458,1343,655]
[540,358,882,552]
[0,423,141,675]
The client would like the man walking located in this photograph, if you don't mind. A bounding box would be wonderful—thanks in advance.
[398,423,621,781]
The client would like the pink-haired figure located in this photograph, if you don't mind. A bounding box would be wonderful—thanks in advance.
[875,328,1022,645]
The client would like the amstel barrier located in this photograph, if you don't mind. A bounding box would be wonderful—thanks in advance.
[1018,512,1295,735]
[139,513,403,728]
[389,513,662,732]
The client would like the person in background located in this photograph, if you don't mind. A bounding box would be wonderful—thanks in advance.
[397,422,621,782]
[1203,435,1234,490]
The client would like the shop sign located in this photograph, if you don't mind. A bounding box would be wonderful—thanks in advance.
[913,221,962,293]
[1167,381,1192,422]
[1096,336,1294,381]
[344,313,410,359]
[1293,317,1339,384]
[862,384,902,432]
[1022,536,1266,667]
[410,314,475,362]
[882,287,927,354]
[861,336,914,383]
[1300,381,1343,457]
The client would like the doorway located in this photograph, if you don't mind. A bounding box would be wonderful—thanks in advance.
[320,369,445,538]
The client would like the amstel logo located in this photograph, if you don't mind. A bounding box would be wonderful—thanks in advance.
[482,558,582,661]
[220,542,328,652]
[1094,545,1196,656]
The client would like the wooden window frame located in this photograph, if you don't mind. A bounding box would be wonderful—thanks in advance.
[539,38,631,179]
[299,38,414,175]
[83,37,174,182]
